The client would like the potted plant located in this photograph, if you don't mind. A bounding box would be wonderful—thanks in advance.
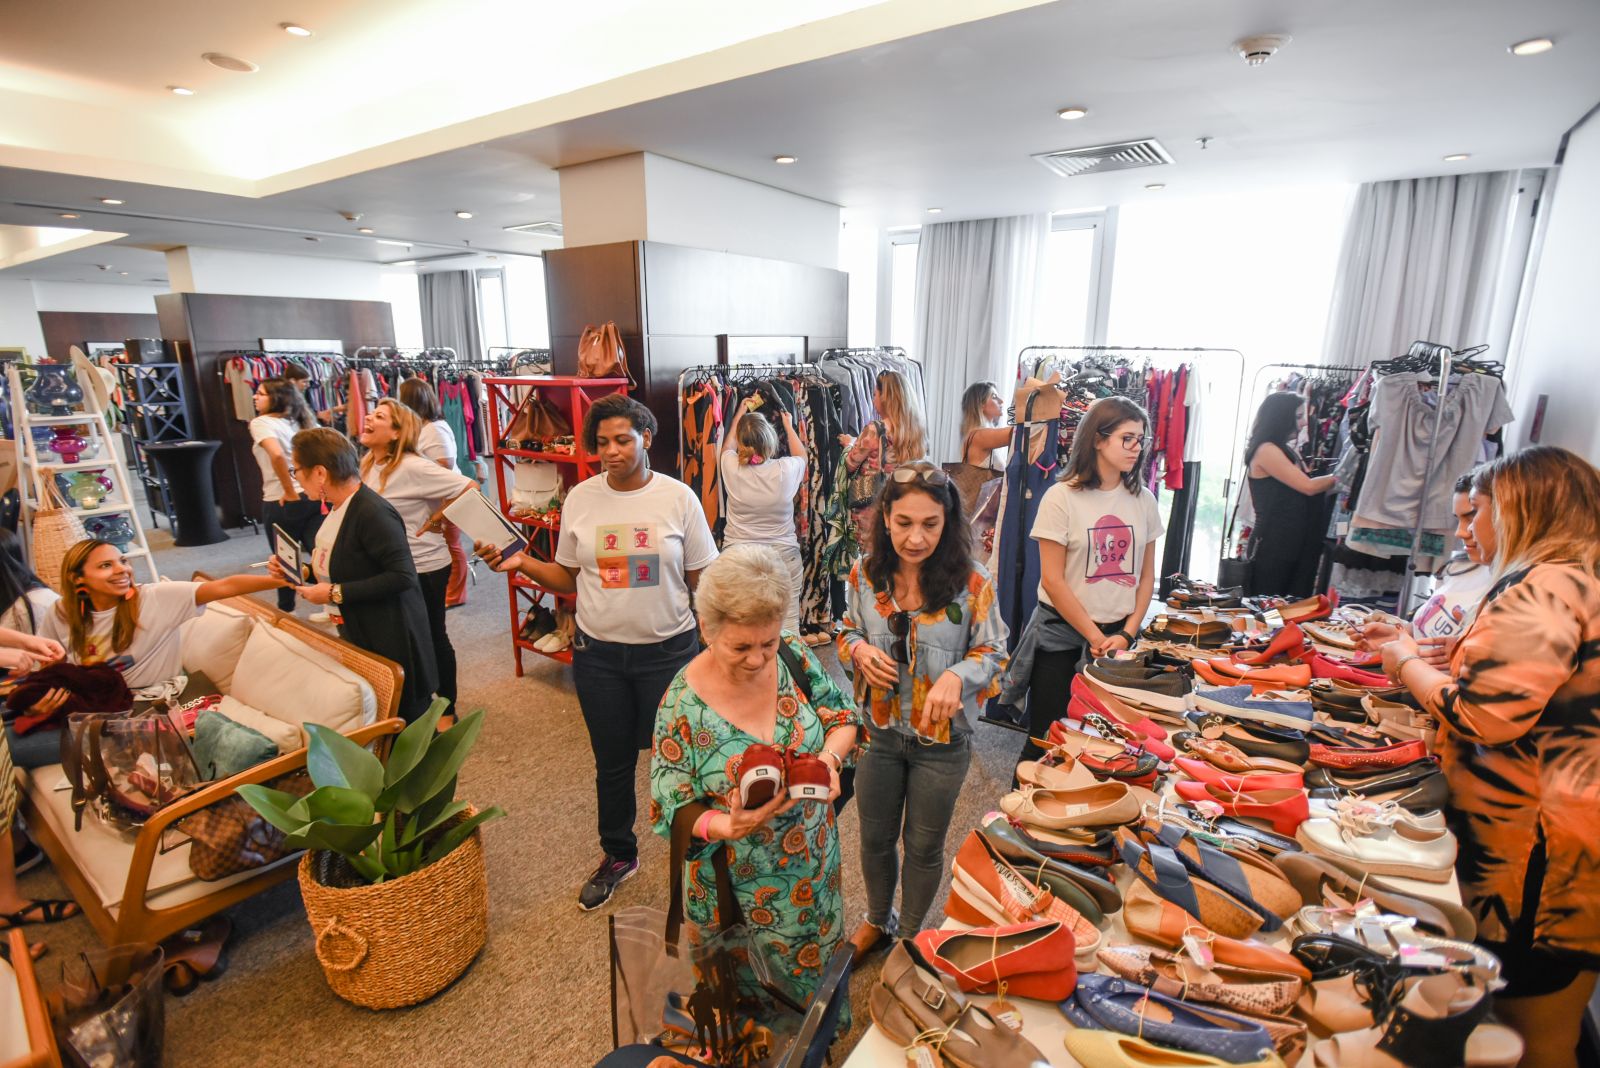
[238,698,505,1008]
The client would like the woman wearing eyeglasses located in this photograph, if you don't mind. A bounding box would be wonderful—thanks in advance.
[836,462,1008,960]
[1010,396,1163,767]
[1242,391,1336,597]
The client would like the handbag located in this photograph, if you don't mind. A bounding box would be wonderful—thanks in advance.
[511,461,563,511]
[31,467,87,592]
[1011,372,1066,425]
[942,462,1003,519]
[500,390,573,449]
[578,321,633,383]
[179,769,313,881]
[845,421,890,511]
[61,709,201,832]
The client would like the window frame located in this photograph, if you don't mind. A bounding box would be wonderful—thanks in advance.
[1048,208,1118,346]
[475,266,510,356]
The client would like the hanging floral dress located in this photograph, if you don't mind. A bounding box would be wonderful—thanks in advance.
[650,635,862,1009]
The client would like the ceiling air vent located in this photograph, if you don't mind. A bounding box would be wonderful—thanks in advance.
[504,220,564,237]
[1032,138,1174,178]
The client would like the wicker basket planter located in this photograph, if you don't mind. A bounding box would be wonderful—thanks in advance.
[297,812,488,1009]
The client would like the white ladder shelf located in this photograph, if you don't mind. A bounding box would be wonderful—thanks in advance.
[7,355,159,582]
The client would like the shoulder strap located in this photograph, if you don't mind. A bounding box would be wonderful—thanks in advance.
[666,801,743,948]
[777,636,814,705]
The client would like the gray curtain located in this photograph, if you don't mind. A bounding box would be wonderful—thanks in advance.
[419,270,483,361]
[912,214,1047,463]
[1321,172,1518,367]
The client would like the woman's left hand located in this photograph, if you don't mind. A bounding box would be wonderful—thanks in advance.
[416,506,447,537]
[1379,633,1422,679]
[11,633,63,663]
[826,761,841,803]
[298,582,334,606]
[1093,632,1130,657]
[921,670,963,725]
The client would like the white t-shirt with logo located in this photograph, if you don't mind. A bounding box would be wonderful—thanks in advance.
[38,581,205,688]
[1031,482,1165,625]
[719,451,805,544]
[1412,558,1496,640]
[555,472,719,645]
[249,415,303,501]
[362,454,475,573]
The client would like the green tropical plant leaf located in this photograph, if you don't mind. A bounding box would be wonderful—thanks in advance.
[422,806,505,866]
[300,785,377,827]
[392,710,487,814]
[235,784,304,835]
[285,821,385,856]
[408,799,469,846]
[398,777,457,845]
[304,723,385,799]
[383,698,447,788]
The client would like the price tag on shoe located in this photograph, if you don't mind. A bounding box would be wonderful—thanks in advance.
[1262,608,1286,629]
[905,1042,940,1067]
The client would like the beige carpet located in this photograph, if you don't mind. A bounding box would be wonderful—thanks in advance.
[17,526,1031,1067]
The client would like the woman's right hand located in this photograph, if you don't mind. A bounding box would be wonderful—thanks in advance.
[718,789,794,840]
[851,642,900,689]
[837,433,855,448]
[8,633,64,663]
[474,540,525,574]
[1359,621,1404,650]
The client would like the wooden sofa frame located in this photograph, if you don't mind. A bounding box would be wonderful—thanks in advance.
[2,930,59,1068]
[19,580,405,947]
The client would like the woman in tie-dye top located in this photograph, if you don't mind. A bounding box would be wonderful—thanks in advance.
[836,461,1008,960]
[1381,446,1600,1068]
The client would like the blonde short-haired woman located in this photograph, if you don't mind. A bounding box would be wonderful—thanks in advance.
[719,397,807,632]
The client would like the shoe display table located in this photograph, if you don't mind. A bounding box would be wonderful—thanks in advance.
[145,440,228,546]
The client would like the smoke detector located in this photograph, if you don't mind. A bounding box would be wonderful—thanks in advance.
[1233,34,1291,67]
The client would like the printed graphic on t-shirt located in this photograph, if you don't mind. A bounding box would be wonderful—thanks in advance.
[1085,515,1137,586]
[1412,594,1466,638]
[596,524,661,588]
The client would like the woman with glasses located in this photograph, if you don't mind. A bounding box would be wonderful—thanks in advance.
[1242,391,1337,597]
[836,461,1008,960]
[1009,396,1163,767]
[249,378,320,612]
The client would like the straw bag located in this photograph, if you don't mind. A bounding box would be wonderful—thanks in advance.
[297,808,488,1009]
[32,466,86,590]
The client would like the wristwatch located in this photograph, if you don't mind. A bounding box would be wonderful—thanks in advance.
[330,583,344,606]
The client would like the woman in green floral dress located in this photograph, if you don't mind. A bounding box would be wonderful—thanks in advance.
[650,544,861,1009]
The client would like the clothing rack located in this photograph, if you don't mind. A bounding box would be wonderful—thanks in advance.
[675,362,835,467]
[1391,341,1475,613]
[352,345,458,362]
[816,346,912,363]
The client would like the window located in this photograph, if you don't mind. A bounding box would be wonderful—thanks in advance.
[476,268,509,354]
[886,232,920,351]
[502,255,550,348]
[381,270,424,349]
[1035,210,1116,347]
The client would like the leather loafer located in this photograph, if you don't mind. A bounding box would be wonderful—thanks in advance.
[914,920,1077,1001]
[1304,758,1439,793]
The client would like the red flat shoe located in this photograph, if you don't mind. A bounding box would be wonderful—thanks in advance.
[1277,593,1334,623]
[1172,781,1310,836]
[1307,652,1389,687]
[1308,738,1428,771]
[1231,623,1306,666]
[1203,659,1313,693]
[1074,675,1171,743]
[913,919,1078,1001]
[1172,757,1303,793]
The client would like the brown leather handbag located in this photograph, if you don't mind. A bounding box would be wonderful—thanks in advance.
[180,769,314,881]
[577,322,632,382]
[500,390,573,448]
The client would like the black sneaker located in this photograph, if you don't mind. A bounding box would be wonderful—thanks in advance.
[578,855,639,911]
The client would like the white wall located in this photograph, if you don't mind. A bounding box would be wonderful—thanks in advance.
[0,279,46,355]
[31,281,163,314]
[642,154,841,270]
[557,154,649,249]
[1507,109,1600,461]
[165,246,385,302]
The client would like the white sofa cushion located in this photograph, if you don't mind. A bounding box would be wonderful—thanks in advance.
[0,957,25,1063]
[179,604,253,691]
[216,695,301,755]
[228,624,377,736]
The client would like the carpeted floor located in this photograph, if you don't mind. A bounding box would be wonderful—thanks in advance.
[16,523,1031,1067]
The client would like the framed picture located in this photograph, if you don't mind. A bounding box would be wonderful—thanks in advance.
[0,347,26,364]
[84,342,125,359]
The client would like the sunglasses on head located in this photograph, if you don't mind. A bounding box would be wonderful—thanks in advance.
[889,463,950,488]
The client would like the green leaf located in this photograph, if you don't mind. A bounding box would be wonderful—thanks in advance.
[383,698,447,788]
[236,785,303,835]
[398,778,457,844]
[344,849,386,883]
[406,799,468,846]
[300,785,376,828]
[392,711,487,815]
[945,603,963,624]
[378,809,400,870]
[288,821,385,856]
[304,724,384,799]
[422,806,505,866]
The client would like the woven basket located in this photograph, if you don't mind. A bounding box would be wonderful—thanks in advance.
[297,810,489,1009]
[32,468,86,591]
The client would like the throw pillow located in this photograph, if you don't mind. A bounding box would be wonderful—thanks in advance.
[180,606,253,691]
[228,625,377,735]
[216,695,300,754]
[192,709,278,782]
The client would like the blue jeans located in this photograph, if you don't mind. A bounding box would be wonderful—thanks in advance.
[571,626,699,863]
[855,728,972,936]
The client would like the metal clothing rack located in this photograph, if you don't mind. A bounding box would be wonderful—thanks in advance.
[675,361,836,462]
[816,346,913,364]
[352,345,458,362]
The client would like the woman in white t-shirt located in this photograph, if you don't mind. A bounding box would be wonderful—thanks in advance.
[719,398,806,632]
[359,399,475,712]
[249,378,320,612]
[480,393,718,912]
[1014,396,1163,766]
[399,378,471,609]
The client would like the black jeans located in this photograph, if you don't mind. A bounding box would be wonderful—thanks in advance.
[261,497,325,612]
[416,565,456,707]
[1017,614,1128,766]
[571,626,699,862]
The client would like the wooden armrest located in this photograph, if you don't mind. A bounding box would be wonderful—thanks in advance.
[122,717,405,898]
[5,928,59,1068]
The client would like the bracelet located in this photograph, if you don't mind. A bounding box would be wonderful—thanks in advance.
[819,749,844,771]
[1391,653,1424,678]
[1117,630,1136,646]
[693,810,717,841]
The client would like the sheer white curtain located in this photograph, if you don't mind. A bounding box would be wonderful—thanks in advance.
[913,213,1047,463]
[1321,171,1518,367]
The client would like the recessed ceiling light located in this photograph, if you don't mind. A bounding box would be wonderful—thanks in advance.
[454,211,474,219]
[773,155,797,164]
[391,260,417,267]
[926,207,943,214]
[281,23,313,37]
[99,197,124,205]
[168,85,195,96]
[1509,37,1554,56]
[118,271,128,276]
[1145,183,1166,191]
[203,53,259,73]
[377,239,412,247]
[1443,153,1471,162]
[96,265,111,271]
[58,213,78,220]
[1057,106,1089,120]
[357,227,374,234]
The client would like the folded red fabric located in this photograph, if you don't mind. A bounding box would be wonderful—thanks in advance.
[8,662,132,734]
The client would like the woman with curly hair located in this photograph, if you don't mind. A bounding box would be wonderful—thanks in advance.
[836,461,1008,959]
[649,545,860,1007]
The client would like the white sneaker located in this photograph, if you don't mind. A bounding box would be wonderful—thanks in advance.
[309,610,333,624]
[1297,802,1457,883]
[1308,796,1446,830]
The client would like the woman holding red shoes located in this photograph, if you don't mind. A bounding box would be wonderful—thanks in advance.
[1378,446,1600,1068]
[649,545,858,1009]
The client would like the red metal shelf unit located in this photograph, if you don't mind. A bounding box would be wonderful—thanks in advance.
[485,375,628,676]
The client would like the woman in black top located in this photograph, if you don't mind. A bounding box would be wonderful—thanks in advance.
[1243,392,1336,597]
[268,429,437,721]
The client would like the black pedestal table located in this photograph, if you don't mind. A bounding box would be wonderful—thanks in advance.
[144,440,228,546]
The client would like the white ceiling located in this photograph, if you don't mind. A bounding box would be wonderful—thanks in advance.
[1,0,1597,284]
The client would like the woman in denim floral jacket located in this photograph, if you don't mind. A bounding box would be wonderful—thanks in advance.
[836,462,1008,960]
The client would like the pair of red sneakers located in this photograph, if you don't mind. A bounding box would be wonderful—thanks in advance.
[738,744,832,807]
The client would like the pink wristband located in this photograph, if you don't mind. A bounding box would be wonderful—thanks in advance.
[694,810,716,841]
